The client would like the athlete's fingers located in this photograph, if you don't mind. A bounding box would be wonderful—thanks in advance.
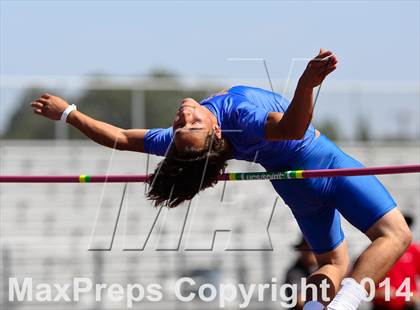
[36,98,48,105]
[316,48,326,57]
[325,55,338,65]
[322,59,337,69]
[319,62,337,75]
[308,59,327,68]
[30,101,43,109]
[308,60,327,70]
[315,50,333,60]
[321,55,337,66]
[309,55,337,68]
[34,99,46,106]
[309,60,331,68]
[328,60,338,69]
[33,108,43,115]
[323,66,337,76]
[320,60,337,71]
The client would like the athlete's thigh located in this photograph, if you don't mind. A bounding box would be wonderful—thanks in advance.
[315,239,349,268]
[293,206,345,255]
[331,160,397,233]
[364,208,411,241]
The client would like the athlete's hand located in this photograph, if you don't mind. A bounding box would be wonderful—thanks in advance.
[30,93,70,121]
[299,49,338,88]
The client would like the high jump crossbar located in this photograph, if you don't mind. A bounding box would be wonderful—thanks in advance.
[0,165,419,183]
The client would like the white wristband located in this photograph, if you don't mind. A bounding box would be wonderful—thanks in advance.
[61,104,77,122]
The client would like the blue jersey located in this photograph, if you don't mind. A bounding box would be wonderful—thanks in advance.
[200,86,317,170]
[145,85,317,170]
[144,85,396,254]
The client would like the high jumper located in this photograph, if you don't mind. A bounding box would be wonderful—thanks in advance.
[30,49,412,310]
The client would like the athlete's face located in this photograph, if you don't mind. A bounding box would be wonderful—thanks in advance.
[172,98,215,151]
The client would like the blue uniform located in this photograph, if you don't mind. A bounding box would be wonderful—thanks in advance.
[144,86,396,254]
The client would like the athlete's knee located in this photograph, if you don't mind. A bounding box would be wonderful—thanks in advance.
[391,222,412,252]
[316,242,350,276]
[366,208,412,253]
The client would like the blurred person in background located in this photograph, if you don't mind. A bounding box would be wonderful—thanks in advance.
[30,49,412,310]
[371,214,420,310]
[285,235,318,310]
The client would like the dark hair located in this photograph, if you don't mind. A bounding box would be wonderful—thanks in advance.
[146,133,230,208]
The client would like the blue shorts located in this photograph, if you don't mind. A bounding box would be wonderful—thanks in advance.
[270,134,397,254]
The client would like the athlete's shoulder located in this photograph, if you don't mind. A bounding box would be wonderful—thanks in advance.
[228,85,264,94]
[201,85,274,101]
[201,88,230,102]
[229,85,286,99]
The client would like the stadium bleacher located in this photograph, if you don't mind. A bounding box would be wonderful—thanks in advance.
[1,140,419,309]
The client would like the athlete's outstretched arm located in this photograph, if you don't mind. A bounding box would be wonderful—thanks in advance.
[30,93,148,152]
[265,49,337,140]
